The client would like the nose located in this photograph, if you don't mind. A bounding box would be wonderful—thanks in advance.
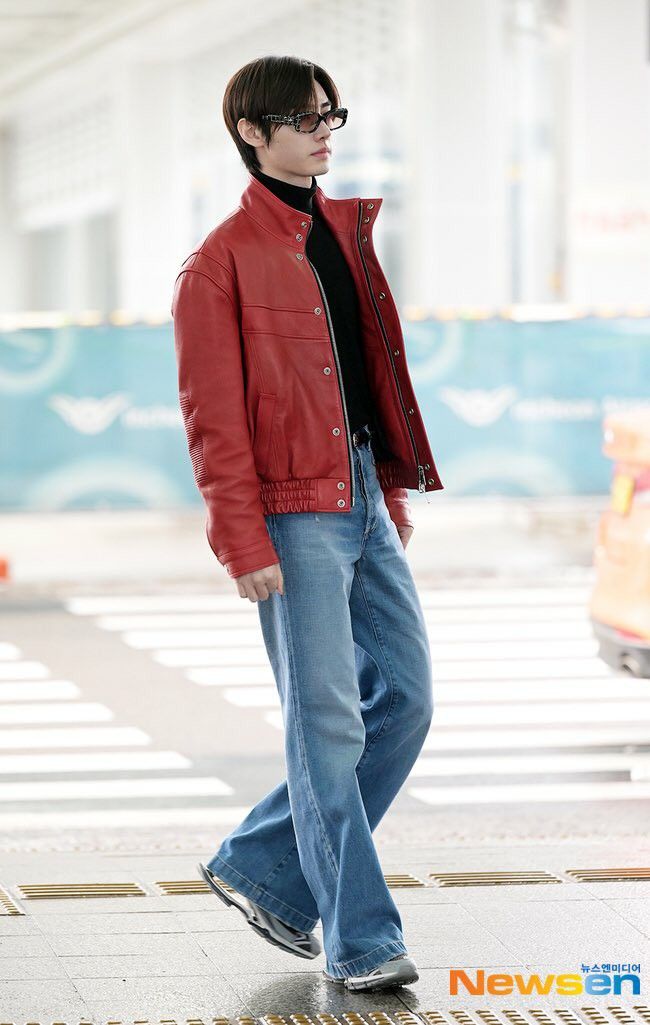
[314,122,331,144]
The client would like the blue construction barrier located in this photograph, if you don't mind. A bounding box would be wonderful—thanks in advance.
[1,315,649,511]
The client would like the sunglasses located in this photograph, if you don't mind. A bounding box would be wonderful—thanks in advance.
[261,107,348,134]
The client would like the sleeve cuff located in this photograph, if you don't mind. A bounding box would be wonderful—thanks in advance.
[221,538,281,579]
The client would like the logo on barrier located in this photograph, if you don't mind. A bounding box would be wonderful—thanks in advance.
[49,393,131,434]
[438,385,518,426]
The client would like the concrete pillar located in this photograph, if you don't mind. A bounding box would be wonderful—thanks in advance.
[403,0,509,307]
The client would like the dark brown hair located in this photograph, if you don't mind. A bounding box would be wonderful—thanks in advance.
[222,55,341,173]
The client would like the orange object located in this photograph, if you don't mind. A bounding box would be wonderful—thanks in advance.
[0,556,9,580]
[589,407,650,676]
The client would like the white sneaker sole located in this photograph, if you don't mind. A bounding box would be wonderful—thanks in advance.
[323,955,419,991]
[197,861,320,960]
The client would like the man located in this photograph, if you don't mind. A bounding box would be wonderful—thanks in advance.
[171,54,444,993]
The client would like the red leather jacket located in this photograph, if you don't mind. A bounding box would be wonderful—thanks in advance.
[171,171,444,579]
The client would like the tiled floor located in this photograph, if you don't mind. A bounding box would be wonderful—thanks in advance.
[1,843,649,1021]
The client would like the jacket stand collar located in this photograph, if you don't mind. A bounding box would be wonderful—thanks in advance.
[240,170,383,247]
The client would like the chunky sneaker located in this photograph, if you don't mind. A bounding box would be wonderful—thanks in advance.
[197,861,321,959]
[323,953,419,991]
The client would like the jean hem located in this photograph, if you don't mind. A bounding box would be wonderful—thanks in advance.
[327,939,408,978]
[207,852,319,932]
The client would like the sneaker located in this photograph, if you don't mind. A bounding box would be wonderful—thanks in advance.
[323,953,419,991]
[197,861,321,959]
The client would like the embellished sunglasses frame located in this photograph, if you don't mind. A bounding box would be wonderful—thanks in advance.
[261,107,348,133]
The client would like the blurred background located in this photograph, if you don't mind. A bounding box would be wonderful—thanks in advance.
[0,7,650,1016]
[1,0,649,554]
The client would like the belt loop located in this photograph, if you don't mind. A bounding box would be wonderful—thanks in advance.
[352,423,372,447]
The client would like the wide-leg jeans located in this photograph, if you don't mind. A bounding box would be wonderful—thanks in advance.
[206,431,434,979]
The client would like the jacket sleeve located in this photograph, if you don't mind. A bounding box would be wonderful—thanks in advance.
[380,484,414,529]
[171,265,280,579]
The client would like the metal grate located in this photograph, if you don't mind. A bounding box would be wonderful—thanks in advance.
[581,1012,636,1025]
[449,1013,492,1024]
[367,1013,423,1025]
[384,873,427,888]
[160,873,426,896]
[159,876,238,896]
[477,1014,522,1025]
[0,1009,647,1024]
[565,868,650,882]
[606,1011,642,1024]
[182,1020,232,1025]
[9,866,650,904]
[0,884,22,915]
[16,881,147,899]
[429,870,562,887]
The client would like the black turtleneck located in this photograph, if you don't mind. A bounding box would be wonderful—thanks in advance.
[250,168,394,460]
[252,168,318,216]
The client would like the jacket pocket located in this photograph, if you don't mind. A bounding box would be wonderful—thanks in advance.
[252,392,277,477]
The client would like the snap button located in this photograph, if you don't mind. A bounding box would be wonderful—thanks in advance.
[408,407,414,414]
[425,463,430,469]
[296,253,303,260]
[364,215,370,223]
[337,481,345,489]
[428,478,434,485]
[393,348,400,356]
[378,292,386,299]
[361,235,367,243]
[323,366,331,374]
[314,307,321,314]
[367,203,374,209]
[332,427,340,436]
[301,220,308,227]
[296,233,303,241]
[337,499,345,507]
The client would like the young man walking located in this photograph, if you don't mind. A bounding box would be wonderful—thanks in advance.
[171,55,444,992]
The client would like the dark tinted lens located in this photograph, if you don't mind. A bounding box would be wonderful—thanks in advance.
[325,109,345,129]
[296,109,346,132]
[297,112,320,133]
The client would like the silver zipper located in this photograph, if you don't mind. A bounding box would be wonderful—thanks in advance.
[355,203,426,493]
[305,220,355,508]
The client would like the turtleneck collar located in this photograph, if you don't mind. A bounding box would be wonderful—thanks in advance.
[251,168,318,216]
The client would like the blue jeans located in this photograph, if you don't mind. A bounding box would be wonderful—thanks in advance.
[207,431,434,979]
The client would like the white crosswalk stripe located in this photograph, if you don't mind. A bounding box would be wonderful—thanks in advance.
[0,777,233,800]
[63,577,650,807]
[406,781,650,804]
[0,680,81,701]
[0,806,252,830]
[0,643,21,660]
[0,660,50,680]
[0,751,191,773]
[0,702,114,724]
[0,726,151,748]
[0,636,238,832]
